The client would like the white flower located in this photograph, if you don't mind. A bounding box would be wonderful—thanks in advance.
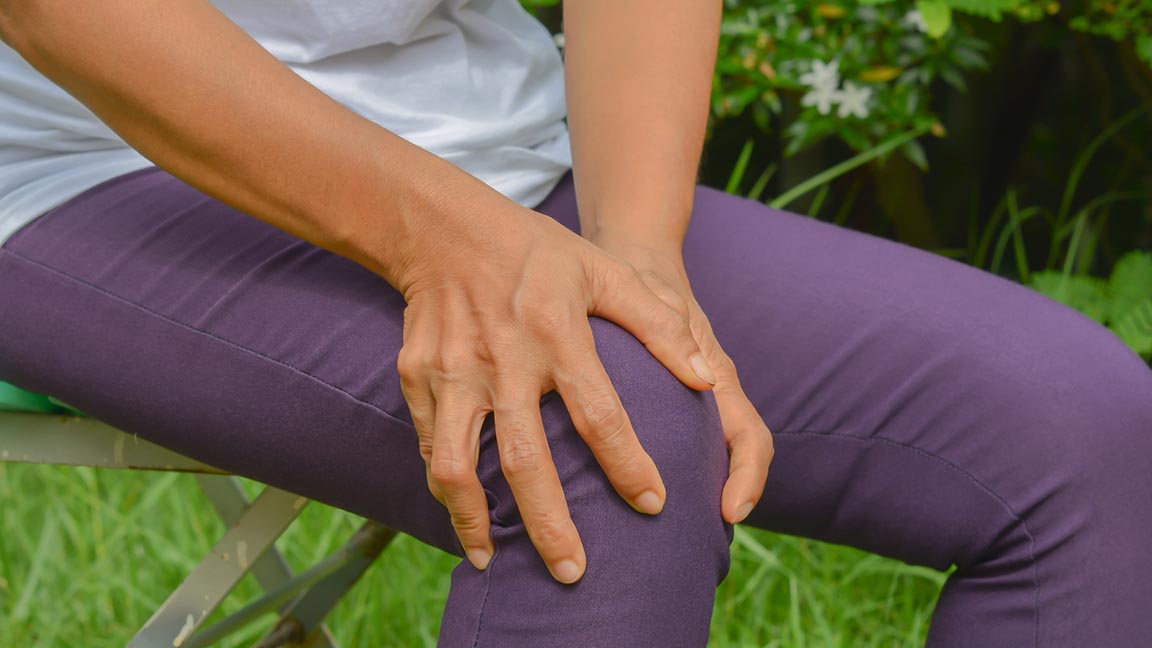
[553,32,566,49]
[834,82,873,119]
[902,10,928,33]
[800,59,840,91]
[801,83,839,115]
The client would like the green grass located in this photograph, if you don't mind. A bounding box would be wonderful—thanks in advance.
[0,463,943,647]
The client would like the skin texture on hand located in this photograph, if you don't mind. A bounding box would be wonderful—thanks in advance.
[564,0,774,527]
[2,0,766,586]
[589,236,775,526]
[396,204,718,583]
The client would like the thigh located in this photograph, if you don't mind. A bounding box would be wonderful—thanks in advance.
[0,169,735,647]
[0,167,459,553]
[546,183,1152,645]
[662,185,1152,553]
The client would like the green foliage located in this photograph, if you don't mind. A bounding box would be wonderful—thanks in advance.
[941,0,1022,19]
[1028,273,1112,323]
[1113,300,1152,358]
[1029,251,1152,358]
[917,0,954,37]
[0,465,941,646]
[1109,252,1152,356]
[710,0,1152,163]
[1069,0,1152,66]
[714,0,991,165]
[770,126,930,208]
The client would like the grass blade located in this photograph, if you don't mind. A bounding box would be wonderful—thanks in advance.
[770,125,930,210]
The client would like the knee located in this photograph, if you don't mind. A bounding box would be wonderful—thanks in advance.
[983,308,1152,523]
[453,320,732,648]
[527,318,733,578]
[1058,334,1152,493]
[1019,312,1152,468]
[582,317,730,504]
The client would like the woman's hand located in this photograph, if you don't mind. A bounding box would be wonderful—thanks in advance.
[395,196,717,584]
[589,235,775,526]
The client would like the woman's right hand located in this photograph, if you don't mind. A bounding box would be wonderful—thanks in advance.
[0,0,711,583]
[394,194,718,584]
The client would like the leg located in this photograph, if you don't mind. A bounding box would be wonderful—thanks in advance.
[545,181,1152,646]
[0,168,731,646]
[441,318,732,646]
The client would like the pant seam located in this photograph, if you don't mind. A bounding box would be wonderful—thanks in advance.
[0,247,417,434]
[470,545,497,648]
[774,429,1040,647]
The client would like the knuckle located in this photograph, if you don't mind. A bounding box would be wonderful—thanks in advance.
[530,516,573,549]
[738,427,774,465]
[500,431,544,476]
[761,433,776,461]
[580,392,627,445]
[451,506,488,534]
[713,349,737,373]
[396,346,428,383]
[429,456,472,487]
[418,439,434,464]
[524,305,576,340]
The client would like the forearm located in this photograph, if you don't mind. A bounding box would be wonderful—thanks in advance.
[563,0,721,252]
[0,0,510,291]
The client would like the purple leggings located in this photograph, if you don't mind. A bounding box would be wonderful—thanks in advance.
[1,167,1150,646]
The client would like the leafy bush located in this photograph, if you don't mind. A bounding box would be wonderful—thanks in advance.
[1068,0,1152,67]
[1030,251,1152,359]
[713,0,1152,164]
[714,0,990,165]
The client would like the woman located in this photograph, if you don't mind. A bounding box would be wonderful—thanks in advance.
[0,0,1148,645]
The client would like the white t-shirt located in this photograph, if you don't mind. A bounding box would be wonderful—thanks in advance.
[0,0,572,245]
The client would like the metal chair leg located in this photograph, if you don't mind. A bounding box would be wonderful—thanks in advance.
[128,487,308,647]
[257,523,397,648]
[0,412,394,647]
[195,475,299,595]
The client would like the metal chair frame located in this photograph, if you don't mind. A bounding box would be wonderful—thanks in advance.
[0,411,396,647]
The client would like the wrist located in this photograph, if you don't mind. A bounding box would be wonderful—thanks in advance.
[575,189,693,256]
[328,138,523,298]
[588,231,688,281]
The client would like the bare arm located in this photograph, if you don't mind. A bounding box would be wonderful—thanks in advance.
[564,0,720,250]
[0,0,497,289]
[564,1,775,524]
[0,0,718,581]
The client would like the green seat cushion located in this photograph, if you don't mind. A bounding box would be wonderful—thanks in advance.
[0,381,67,413]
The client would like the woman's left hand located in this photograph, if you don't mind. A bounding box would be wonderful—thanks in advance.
[589,235,775,524]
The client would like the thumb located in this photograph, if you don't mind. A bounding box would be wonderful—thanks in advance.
[589,260,716,391]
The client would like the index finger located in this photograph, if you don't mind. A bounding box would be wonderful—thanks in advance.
[493,393,587,584]
[552,328,666,515]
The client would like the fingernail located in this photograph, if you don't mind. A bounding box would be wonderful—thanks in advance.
[634,490,664,515]
[734,502,754,523]
[690,353,717,385]
[467,548,492,571]
[553,560,583,584]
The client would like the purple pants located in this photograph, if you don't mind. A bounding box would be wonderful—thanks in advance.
[1,167,1150,646]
